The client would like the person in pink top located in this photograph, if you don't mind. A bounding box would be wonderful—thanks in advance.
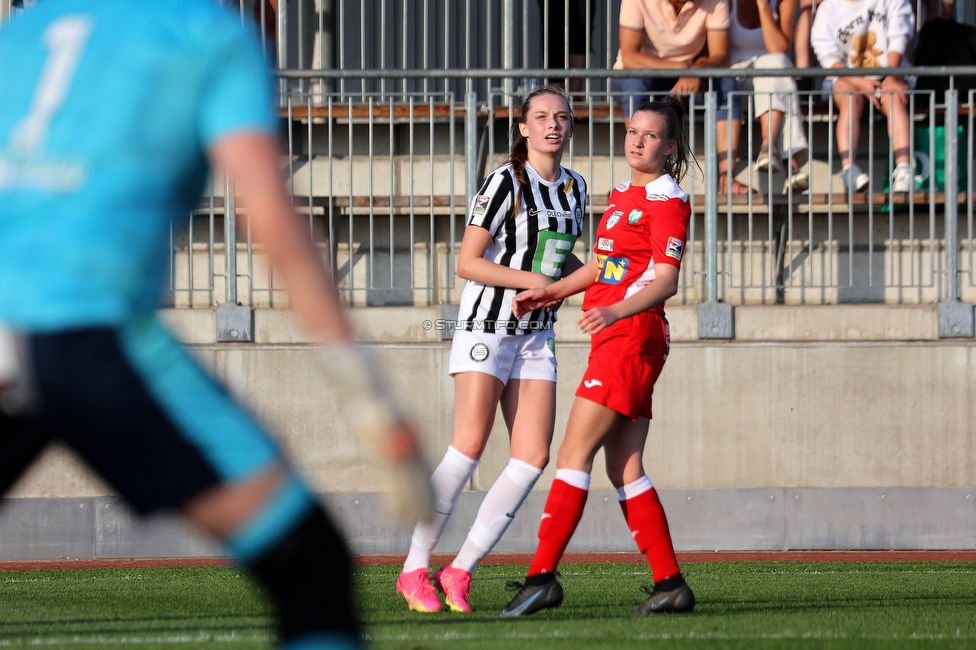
[611,0,749,194]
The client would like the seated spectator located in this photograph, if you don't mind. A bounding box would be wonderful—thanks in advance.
[794,0,823,75]
[727,0,810,193]
[611,0,749,194]
[811,0,916,193]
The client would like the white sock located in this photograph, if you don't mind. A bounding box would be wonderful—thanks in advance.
[615,475,653,501]
[402,446,478,572]
[452,458,543,574]
[555,467,591,491]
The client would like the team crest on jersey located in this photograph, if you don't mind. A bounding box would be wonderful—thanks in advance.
[628,209,643,224]
[473,195,490,216]
[599,257,629,284]
[606,210,624,229]
[470,343,490,362]
[666,237,684,261]
[575,206,583,228]
[598,237,613,252]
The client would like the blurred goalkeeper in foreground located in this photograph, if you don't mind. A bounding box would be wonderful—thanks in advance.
[0,0,433,648]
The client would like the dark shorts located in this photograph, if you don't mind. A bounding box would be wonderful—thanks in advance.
[575,311,670,421]
[0,315,281,515]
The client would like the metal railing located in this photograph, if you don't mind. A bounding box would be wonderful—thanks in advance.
[168,67,976,310]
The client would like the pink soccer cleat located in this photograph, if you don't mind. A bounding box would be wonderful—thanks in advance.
[433,564,472,613]
[396,568,442,613]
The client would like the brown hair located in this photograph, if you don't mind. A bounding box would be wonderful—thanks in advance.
[507,85,573,214]
[633,96,694,183]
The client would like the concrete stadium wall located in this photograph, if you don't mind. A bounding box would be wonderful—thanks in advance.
[2,305,976,559]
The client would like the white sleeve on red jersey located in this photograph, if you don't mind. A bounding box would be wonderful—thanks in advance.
[644,176,690,269]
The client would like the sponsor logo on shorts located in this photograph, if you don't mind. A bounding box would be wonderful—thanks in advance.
[546,337,555,354]
[473,194,490,216]
[606,210,624,229]
[599,256,629,284]
[666,237,684,261]
[470,343,490,362]
[598,237,613,252]
[628,209,643,224]
[583,378,603,388]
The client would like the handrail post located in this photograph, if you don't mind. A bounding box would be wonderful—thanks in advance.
[502,0,515,102]
[937,87,974,337]
[698,87,734,339]
[224,174,238,307]
[216,175,253,342]
[276,0,289,105]
[465,89,479,211]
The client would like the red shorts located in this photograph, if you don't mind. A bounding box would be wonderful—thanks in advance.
[575,311,670,421]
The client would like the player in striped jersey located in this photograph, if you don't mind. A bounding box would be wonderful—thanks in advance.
[501,97,695,617]
[397,86,587,613]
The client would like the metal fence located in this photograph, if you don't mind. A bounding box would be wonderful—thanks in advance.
[167,67,976,310]
[231,0,972,102]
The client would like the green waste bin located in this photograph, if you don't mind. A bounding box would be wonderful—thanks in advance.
[883,124,968,193]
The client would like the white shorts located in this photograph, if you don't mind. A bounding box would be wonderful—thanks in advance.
[448,328,557,383]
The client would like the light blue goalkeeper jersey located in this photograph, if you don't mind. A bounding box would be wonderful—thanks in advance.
[0,0,276,330]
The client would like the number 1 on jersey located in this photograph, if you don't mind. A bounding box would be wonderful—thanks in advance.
[10,15,93,156]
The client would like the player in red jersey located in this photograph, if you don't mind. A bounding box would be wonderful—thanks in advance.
[499,97,694,617]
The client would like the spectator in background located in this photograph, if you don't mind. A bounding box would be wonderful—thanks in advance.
[811,0,916,193]
[728,0,810,193]
[794,0,823,76]
[611,0,752,195]
[537,0,594,94]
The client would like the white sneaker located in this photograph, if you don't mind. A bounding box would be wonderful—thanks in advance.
[783,170,809,194]
[839,163,869,192]
[890,163,913,193]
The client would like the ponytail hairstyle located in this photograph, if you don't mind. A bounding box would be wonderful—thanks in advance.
[507,85,573,215]
[632,96,694,184]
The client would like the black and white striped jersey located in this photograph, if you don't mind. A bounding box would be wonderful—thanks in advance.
[458,161,587,334]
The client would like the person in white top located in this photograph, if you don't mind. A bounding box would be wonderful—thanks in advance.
[396,86,587,615]
[727,0,811,193]
[811,0,917,192]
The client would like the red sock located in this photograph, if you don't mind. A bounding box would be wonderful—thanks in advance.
[619,487,680,582]
[527,479,588,576]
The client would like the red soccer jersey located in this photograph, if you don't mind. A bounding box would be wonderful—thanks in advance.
[583,175,691,316]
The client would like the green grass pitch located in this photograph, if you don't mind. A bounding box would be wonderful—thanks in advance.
[1,562,975,648]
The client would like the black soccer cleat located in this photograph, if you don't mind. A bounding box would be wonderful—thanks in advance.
[632,575,696,614]
[498,573,563,617]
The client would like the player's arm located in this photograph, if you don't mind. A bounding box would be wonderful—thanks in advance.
[209,131,434,527]
[513,257,599,317]
[457,224,551,289]
[577,263,679,334]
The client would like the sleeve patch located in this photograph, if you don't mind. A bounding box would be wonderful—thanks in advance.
[472,194,490,216]
[666,237,684,261]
